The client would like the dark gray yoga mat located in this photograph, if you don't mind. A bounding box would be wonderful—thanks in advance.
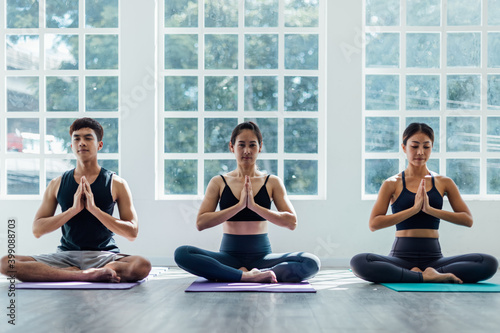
[185,277,316,293]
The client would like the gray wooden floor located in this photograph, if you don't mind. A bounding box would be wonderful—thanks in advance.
[1,267,499,333]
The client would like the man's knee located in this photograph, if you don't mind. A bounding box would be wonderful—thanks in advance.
[121,256,151,281]
[0,255,10,276]
[134,256,152,280]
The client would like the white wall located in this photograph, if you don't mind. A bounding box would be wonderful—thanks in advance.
[1,1,499,267]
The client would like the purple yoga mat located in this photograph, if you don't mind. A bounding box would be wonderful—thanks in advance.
[16,281,141,290]
[15,267,168,290]
[185,277,316,293]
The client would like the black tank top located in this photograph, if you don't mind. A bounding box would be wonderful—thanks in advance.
[391,171,443,230]
[219,175,272,221]
[57,168,119,252]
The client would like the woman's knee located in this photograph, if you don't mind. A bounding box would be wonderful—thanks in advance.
[302,252,321,276]
[480,254,499,280]
[350,253,375,278]
[174,245,192,266]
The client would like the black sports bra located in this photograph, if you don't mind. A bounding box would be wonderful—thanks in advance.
[391,171,443,230]
[219,175,271,221]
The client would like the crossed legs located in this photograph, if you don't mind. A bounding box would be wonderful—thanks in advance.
[0,254,151,283]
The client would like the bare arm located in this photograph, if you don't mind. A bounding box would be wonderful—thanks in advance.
[247,176,297,230]
[369,179,422,232]
[83,175,139,241]
[422,177,473,227]
[33,177,85,238]
[196,177,245,231]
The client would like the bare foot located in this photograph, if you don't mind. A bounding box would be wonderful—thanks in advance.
[81,267,121,283]
[241,268,277,283]
[421,267,463,284]
[410,267,422,273]
[239,267,249,272]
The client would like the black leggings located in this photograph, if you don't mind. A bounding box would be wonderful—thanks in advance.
[174,234,320,282]
[350,237,498,283]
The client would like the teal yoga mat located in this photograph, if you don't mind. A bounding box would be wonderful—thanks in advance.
[381,282,500,292]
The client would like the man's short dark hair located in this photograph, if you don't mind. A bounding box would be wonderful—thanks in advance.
[69,118,104,141]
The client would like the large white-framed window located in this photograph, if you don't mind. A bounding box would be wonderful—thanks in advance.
[0,0,120,199]
[158,0,326,200]
[363,0,500,199]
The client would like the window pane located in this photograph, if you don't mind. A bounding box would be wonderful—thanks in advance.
[85,35,118,70]
[488,75,500,110]
[7,118,39,153]
[284,0,319,27]
[85,76,118,111]
[165,34,198,69]
[245,0,278,27]
[204,76,237,111]
[94,118,118,153]
[366,0,399,26]
[257,160,278,176]
[427,159,440,173]
[406,116,440,152]
[205,0,238,27]
[165,76,198,111]
[365,159,399,195]
[365,33,399,68]
[6,35,40,70]
[284,160,318,195]
[488,33,500,68]
[446,159,480,194]
[165,160,197,195]
[204,159,236,190]
[285,34,318,70]
[85,0,118,28]
[204,118,238,153]
[447,0,481,26]
[488,0,500,25]
[446,116,480,152]
[7,0,39,28]
[284,76,318,111]
[284,118,318,154]
[487,159,500,194]
[245,34,278,69]
[7,76,39,112]
[365,75,399,110]
[165,0,198,27]
[365,117,399,152]
[46,118,74,153]
[46,159,76,183]
[164,118,198,153]
[406,33,440,68]
[407,0,440,26]
[7,159,39,195]
[46,76,79,112]
[45,34,79,70]
[205,35,238,69]
[487,117,500,152]
[406,75,440,110]
[447,75,480,110]
[447,33,480,67]
[46,0,79,28]
[244,117,278,153]
[244,76,278,111]
[99,159,118,174]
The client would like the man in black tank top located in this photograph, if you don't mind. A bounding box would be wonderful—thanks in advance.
[0,118,151,283]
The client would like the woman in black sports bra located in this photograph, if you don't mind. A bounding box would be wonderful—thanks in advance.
[174,122,320,283]
[350,123,498,283]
